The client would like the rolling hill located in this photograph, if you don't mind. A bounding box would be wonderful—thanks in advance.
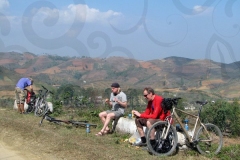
[0,52,240,99]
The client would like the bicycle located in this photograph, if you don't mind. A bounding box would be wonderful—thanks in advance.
[146,98,223,156]
[34,85,53,117]
[39,112,97,129]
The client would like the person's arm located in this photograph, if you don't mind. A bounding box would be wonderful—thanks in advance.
[139,106,154,118]
[132,104,151,118]
[26,79,33,92]
[105,98,112,108]
[29,85,33,92]
[115,92,127,108]
[115,99,127,108]
[140,97,163,119]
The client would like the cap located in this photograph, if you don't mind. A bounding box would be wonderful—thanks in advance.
[111,82,120,88]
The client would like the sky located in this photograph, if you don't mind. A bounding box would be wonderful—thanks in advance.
[0,0,240,64]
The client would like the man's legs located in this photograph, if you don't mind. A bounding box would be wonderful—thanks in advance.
[97,111,115,135]
[99,111,110,131]
[15,87,26,114]
[134,118,148,146]
[17,103,21,113]
[146,119,159,146]
[15,88,21,113]
[99,111,107,123]
[20,103,25,113]
[101,112,115,132]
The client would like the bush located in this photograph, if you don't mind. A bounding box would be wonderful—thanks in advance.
[201,99,240,136]
[0,98,14,108]
[51,100,63,116]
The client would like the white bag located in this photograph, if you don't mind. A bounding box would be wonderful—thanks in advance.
[129,131,141,144]
[13,100,28,110]
[128,127,148,144]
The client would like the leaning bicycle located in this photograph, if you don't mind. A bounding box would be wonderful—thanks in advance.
[34,85,53,117]
[146,98,223,156]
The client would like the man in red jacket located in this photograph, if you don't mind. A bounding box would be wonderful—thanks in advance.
[132,87,170,146]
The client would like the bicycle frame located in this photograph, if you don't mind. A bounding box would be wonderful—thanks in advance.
[146,99,223,156]
[35,86,52,117]
[171,103,212,144]
[39,112,97,128]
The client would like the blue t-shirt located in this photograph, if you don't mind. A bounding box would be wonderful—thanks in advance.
[16,78,32,90]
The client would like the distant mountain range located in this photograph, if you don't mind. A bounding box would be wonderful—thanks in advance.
[1,52,240,99]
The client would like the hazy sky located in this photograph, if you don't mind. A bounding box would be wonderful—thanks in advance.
[0,0,239,64]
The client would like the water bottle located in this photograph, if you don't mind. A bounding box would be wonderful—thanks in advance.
[185,123,189,131]
[128,113,132,119]
[86,124,90,133]
[184,119,189,131]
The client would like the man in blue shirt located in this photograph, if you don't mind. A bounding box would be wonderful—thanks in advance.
[15,78,34,114]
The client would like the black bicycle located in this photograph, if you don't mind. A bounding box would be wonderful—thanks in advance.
[39,112,97,128]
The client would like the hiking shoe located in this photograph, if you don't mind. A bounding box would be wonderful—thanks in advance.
[133,141,147,147]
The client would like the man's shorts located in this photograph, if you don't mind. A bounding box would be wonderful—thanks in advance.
[106,110,123,118]
[135,118,160,128]
[15,87,25,104]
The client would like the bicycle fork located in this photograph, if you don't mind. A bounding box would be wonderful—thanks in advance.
[155,122,172,151]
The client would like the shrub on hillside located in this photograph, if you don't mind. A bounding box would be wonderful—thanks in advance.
[201,99,240,136]
[0,98,14,108]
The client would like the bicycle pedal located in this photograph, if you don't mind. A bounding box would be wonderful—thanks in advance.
[190,141,198,148]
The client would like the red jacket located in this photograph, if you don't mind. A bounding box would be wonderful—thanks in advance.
[140,95,170,120]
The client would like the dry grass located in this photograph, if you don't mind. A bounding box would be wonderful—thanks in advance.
[0,108,221,160]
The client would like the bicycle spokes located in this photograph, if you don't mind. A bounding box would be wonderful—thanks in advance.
[147,121,178,156]
[196,123,223,154]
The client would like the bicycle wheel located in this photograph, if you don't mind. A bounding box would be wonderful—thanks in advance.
[42,101,49,115]
[34,97,40,115]
[26,104,35,113]
[195,123,223,155]
[35,98,45,117]
[146,121,178,156]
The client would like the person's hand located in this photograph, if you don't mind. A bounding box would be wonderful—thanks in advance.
[105,98,110,103]
[132,110,141,117]
[114,97,119,103]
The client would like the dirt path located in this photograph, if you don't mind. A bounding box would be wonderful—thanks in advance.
[0,141,25,160]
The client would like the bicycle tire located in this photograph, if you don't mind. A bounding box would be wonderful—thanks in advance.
[26,104,35,113]
[146,121,178,156]
[41,101,49,116]
[34,97,41,116]
[35,99,46,117]
[195,123,223,155]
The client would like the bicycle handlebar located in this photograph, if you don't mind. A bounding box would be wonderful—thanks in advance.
[42,85,47,90]
[41,85,54,94]
[171,97,181,105]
